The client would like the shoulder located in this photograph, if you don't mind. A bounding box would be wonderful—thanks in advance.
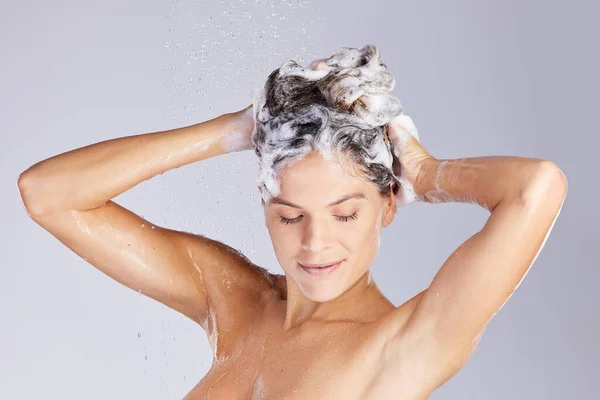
[181,232,277,294]
[180,232,277,328]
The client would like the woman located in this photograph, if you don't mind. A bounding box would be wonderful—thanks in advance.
[17,45,567,399]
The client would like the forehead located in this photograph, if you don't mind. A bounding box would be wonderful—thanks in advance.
[280,151,361,185]
[271,151,376,204]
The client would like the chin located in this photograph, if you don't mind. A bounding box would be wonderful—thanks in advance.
[296,279,346,303]
[304,290,342,303]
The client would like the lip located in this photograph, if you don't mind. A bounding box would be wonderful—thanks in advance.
[299,260,344,276]
[299,260,344,268]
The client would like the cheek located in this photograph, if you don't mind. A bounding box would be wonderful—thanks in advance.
[336,220,379,253]
[344,217,382,263]
[265,221,294,256]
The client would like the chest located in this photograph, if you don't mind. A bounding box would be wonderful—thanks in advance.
[183,322,431,400]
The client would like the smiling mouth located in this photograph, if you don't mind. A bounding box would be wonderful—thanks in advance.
[298,260,344,269]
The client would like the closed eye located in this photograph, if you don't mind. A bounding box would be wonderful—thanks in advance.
[278,212,359,225]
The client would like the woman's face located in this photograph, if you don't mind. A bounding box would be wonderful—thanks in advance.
[261,151,397,302]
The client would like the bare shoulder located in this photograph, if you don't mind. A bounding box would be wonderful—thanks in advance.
[181,231,277,301]
[179,232,277,348]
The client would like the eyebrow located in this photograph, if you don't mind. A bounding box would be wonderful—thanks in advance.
[270,192,368,209]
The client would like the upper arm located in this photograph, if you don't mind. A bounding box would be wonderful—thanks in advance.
[387,163,568,378]
[26,199,274,329]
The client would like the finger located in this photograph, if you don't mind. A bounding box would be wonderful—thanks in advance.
[308,58,330,70]
[389,114,420,144]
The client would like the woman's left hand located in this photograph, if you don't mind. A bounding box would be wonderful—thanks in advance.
[307,57,331,70]
[386,114,436,200]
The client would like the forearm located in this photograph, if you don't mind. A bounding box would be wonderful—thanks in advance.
[18,113,237,216]
[415,156,556,212]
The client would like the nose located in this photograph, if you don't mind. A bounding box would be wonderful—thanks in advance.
[301,218,331,253]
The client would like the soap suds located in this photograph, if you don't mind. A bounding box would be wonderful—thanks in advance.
[249,44,421,207]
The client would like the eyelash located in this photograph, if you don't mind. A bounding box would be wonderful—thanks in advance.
[278,212,359,225]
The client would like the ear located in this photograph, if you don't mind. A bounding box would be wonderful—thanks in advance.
[382,203,397,228]
[382,186,397,228]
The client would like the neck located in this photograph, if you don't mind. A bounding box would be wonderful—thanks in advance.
[275,270,394,331]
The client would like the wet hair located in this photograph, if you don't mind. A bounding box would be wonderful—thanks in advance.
[251,44,404,204]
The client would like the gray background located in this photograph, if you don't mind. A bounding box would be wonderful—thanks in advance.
[2,0,597,399]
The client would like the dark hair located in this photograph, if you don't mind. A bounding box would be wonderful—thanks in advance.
[252,44,403,201]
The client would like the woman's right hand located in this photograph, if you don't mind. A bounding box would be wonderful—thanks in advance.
[222,104,255,152]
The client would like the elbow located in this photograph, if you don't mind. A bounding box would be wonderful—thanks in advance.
[539,161,568,196]
[17,172,47,218]
[523,161,568,205]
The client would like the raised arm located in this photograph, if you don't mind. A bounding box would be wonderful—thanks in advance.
[385,155,567,388]
[16,106,267,330]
